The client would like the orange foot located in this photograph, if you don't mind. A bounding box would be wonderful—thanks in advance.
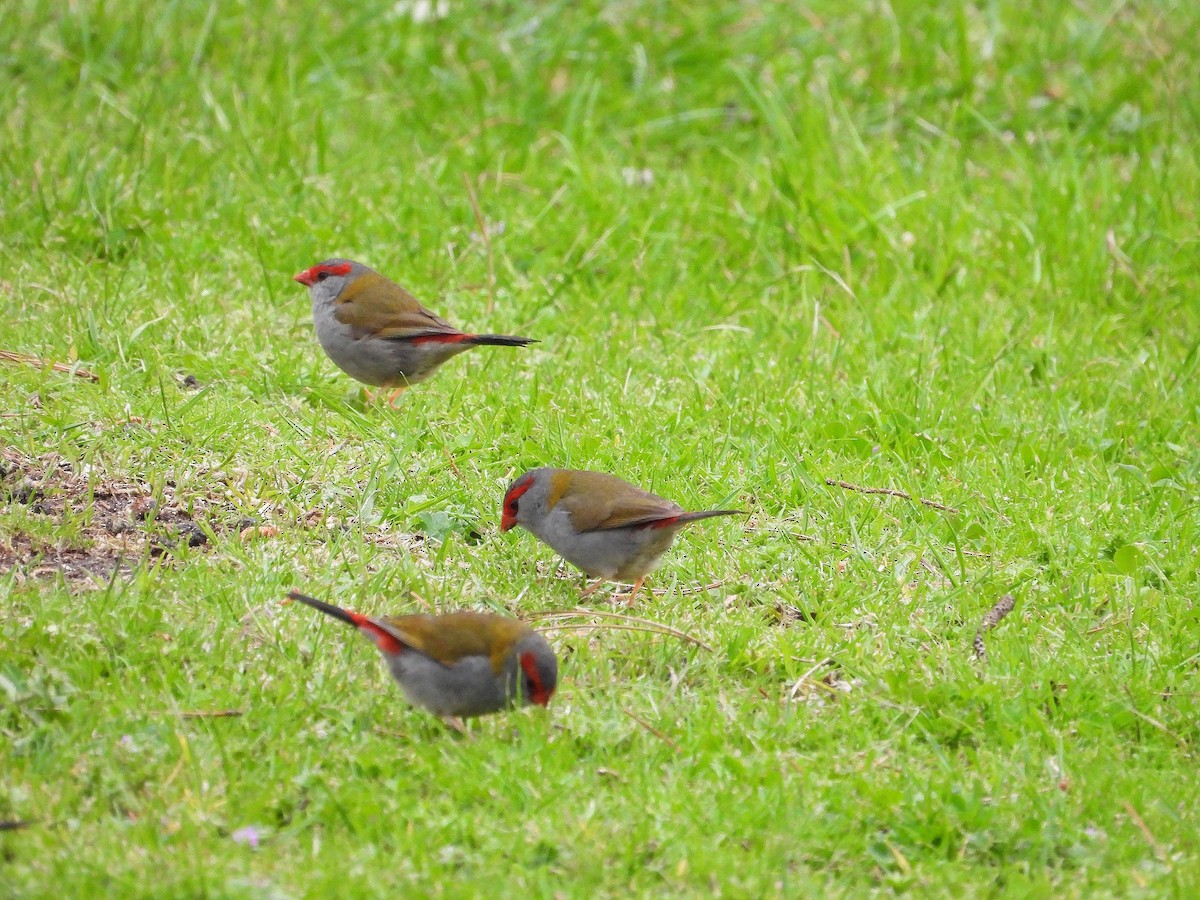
[615,577,646,606]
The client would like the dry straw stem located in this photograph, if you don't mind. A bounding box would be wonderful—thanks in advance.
[651,579,726,596]
[176,710,244,719]
[787,657,840,701]
[462,172,496,314]
[0,349,98,382]
[527,608,714,652]
[622,707,680,752]
[824,478,958,514]
[1122,686,1189,749]
[1122,800,1168,862]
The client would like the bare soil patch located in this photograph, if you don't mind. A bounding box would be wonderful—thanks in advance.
[0,448,249,584]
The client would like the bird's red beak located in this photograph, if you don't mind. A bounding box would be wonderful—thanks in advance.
[499,515,514,533]
[293,268,316,287]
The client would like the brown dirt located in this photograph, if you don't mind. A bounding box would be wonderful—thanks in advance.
[0,448,247,585]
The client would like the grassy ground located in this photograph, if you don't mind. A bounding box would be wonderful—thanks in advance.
[3,0,1199,895]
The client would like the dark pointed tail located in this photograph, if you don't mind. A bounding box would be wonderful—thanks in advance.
[676,509,746,525]
[287,590,359,627]
[464,333,538,347]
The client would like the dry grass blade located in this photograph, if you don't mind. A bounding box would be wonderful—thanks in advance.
[540,621,714,650]
[824,478,958,514]
[527,608,713,651]
[176,709,244,719]
[787,657,838,701]
[1122,800,1168,861]
[973,594,1015,661]
[0,349,98,382]
[462,172,496,314]
[651,579,726,596]
[1122,686,1188,749]
[622,708,680,752]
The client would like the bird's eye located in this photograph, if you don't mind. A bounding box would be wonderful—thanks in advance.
[316,271,330,282]
[523,672,546,705]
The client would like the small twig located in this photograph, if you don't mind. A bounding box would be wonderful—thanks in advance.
[527,608,713,651]
[973,594,1015,661]
[442,448,463,480]
[622,708,679,752]
[0,349,98,382]
[824,478,958,514]
[953,546,991,559]
[1122,687,1188,749]
[971,632,987,660]
[372,725,408,740]
[780,528,990,559]
[570,578,728,598]
[0,820,36,831]
[462,173,496,314]
[980,595,1015,630]
[540,622,713,651]
[453,116,519,148]
[883,839,913,877]
[177,709,243,719]
[1105,228,1146,294]
[785,531,819,543]
[651,579,726,596]
[1122,800,1168,862]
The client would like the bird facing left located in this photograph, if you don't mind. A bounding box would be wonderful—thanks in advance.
[292,258,536,401]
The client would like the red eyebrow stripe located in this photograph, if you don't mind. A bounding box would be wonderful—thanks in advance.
[505,476,533,505]
[520,652,550,705]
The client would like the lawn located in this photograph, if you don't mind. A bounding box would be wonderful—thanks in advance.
[2,0,1199,895]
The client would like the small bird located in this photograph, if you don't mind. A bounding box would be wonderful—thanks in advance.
[292,258,536,401]
[286,591,558,723]
[500,468,743,603]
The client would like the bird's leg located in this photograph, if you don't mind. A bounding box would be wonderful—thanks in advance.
[616,577,646,606]
[386,385,408,407]
[439,715,472,739]
[579,578,607,599]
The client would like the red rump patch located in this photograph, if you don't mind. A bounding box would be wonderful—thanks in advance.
[410,333,470,345]
[352,615,404,655]
[645,515,682,529]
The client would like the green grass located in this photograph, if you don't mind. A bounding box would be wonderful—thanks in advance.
[3,0,1199,894]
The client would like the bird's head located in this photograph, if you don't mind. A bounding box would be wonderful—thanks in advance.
[514,634,558,707]
[500,470,539,532]
[292,258,356,304]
